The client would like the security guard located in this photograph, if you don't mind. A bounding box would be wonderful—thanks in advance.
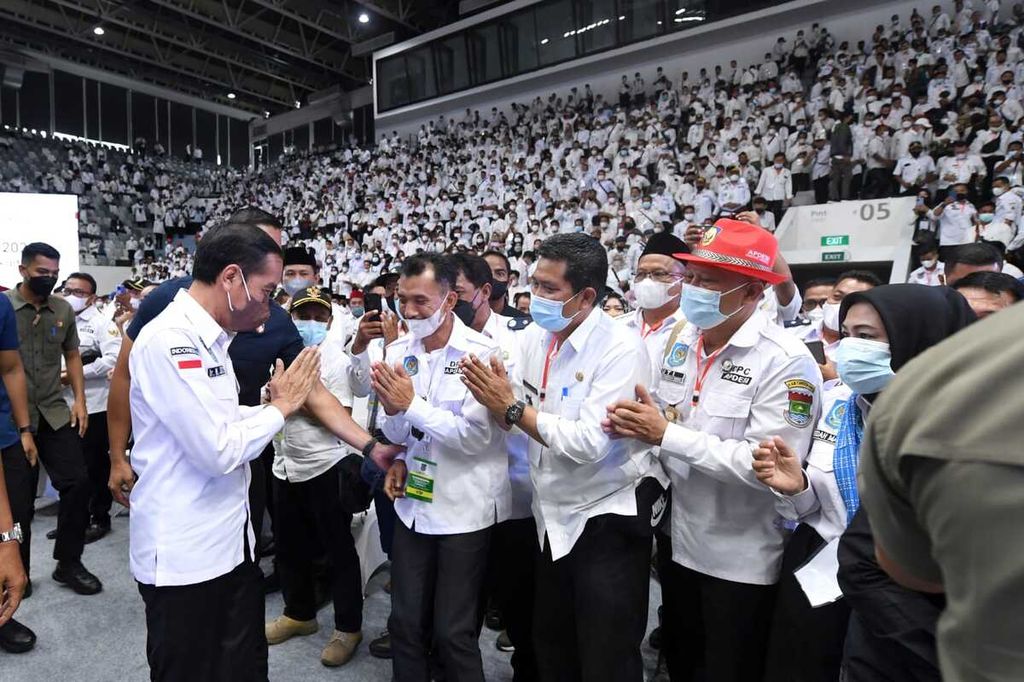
[59,272,121,543]
[606,219,821,682]
[128,223,321,681]
[374,254,509,682]
[449,253,535,680]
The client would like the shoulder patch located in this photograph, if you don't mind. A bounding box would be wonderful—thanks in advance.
[783,378,816,428]
[169,346,199,356]
[508,317,532,331]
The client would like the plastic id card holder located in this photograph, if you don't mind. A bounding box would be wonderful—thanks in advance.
[405,456,437,503]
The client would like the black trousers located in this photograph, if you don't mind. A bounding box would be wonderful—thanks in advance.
[247,443,275,561]
[138,559,267,682]
[274,463,362,633]
[82,410,112,525]
[763,524,850,682]
[657,532,777,682]
[2,421,89,574]
[491,517,539,682]
[533,478,663,682]
[390,522,492,682]
[813,177,830,204]
[766,200,784,226]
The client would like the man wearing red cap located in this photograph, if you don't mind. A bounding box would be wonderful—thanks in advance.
[605,219,821,682]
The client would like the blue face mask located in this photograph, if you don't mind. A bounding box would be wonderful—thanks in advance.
[530,291,582,332]
[836,338,894,394]
[350,306,365,318]
[294,319,329,347]
[283,277,314,297]
[680,283,747,329]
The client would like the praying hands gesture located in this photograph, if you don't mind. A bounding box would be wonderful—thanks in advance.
[602,385,668,446]
[459,353,515,426]
[371,361,415,415]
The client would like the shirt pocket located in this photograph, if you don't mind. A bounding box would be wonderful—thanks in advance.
[560,397,583,420]
[701,392,753,440]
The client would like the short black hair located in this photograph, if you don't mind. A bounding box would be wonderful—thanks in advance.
[192,222,283,284]
[401,253,457,291]
[447,253,492,290]
[835,269,883,288]
[228,206,283,232]
[944,242,1002,271]
[22,242,60,265]
[802,277,837,292]
[915,236,939,255]
[481,249,512,275]
[513,291,531,305]
[66,272,97,294]
[951,270,1024,301]
[536,233,608,294]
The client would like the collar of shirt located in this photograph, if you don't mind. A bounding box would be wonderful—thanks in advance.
[560,305,602,353]
[173,288,228,352]
[721,308,768,350]
[406,313,472,356]
[7,285,55,313]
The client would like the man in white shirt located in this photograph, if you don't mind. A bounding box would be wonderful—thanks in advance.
[129,223,322,680]
[932,183,979,255]
[461,233,669,682]
[907,240,946,286]
[754,153,793,224]
[605,219,821,682]
[375,254,508,682]
[59,272,121,543]
[263,286,364,668]
[893,142,937,196]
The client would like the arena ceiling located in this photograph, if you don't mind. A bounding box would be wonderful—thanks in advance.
[0,0,460,116]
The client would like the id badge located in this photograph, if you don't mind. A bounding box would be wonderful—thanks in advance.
[405,456,437,503]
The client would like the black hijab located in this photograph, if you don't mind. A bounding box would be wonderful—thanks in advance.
[839,284,976,372]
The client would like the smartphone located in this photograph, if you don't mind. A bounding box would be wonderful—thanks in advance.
[364,293,383,314]
[805,340,827,365]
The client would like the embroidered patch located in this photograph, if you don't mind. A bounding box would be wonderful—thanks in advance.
[403,355,419,376]
[666,342,689,368]
[700,226,722,246]
[207,365,226,378]
[720,359,752,385]
[170,346,199,356]
[177,359,202,370]
[824,400,846,430]
[783,378,815,428]
[443,361,462,375]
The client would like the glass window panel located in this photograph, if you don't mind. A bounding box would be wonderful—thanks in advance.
[467,23,502,84]
[229,118,248,169]
[576,0,617,55]
[131,92,156,145]
[195,109,215,159]
[100,83,128,144]
[21,71,50,133]
[620,0,662,44]
[405,45,438,102]
[377,54,410,112]
[535,0,577,67]
[499,9,539,76]
[435,34,469,95]
[85,80,99,139]
[668,0,708,30]
[0,87,16,128]
[54,71,83,136]
[169,101,192,159]
[293,123,309,151]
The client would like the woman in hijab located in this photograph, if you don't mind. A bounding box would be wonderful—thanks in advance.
[753,284,976,682]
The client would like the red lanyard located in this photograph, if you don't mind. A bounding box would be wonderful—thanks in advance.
[691,336,725,407]
[540,337,560,402]
[640,318,664,339]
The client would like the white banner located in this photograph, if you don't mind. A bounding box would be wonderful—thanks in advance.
[0,192,81,288]
[775,197,917,283]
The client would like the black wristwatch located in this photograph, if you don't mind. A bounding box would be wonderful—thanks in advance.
[504,400,526,427]
[18,426,34,435]
[361,437,379,459]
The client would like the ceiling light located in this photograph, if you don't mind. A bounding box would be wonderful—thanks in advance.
[294,100,301,108]
[93,26,105,36]
[358,12,369,24]
[540,38,549,45]
[226,92,236,99]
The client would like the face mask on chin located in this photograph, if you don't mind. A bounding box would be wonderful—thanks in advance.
[406,296,452,339]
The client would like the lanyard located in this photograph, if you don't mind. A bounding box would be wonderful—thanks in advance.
[641,318,665,339]
[691,336,725,407]
[539,337,560,403]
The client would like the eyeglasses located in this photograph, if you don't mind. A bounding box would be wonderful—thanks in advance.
[634,270,683,283]
[61,287,92,298]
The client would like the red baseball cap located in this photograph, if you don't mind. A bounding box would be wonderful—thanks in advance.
[673,219,786,285]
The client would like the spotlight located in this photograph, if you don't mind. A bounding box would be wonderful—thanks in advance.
[358,13,369,24]
[227,92,236,99]
[93,26,105,35]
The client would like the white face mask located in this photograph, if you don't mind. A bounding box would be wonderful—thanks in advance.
[633,277,677,309]
[922,258,938,269]
[806,306,825,322]
[405,299,449,339]
[66,294,90,313]
[821,301,841,331]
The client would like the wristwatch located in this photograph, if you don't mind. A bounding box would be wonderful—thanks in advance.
[504,400,526,427]
[361,437,379,459]
[18,426,34,435]
[0,523,22,545]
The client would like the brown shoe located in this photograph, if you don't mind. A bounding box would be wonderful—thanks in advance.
[320,630,362,667]
[265,615,318,645]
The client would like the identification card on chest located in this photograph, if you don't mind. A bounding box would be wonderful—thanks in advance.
[405,456,437,503]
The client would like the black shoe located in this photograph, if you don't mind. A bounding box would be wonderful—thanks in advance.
[369,630,392,659]
[45,529,57,540]
[0,619,36,653]
[259,539,276,557]
[84,523,111,544]
[52,560,103,595]
[649,626,662,650]
[21,580,31,600]
[262,570,280,595]
[495,630,514,653]
[484,606,504,631]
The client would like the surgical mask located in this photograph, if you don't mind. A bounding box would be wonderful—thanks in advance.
[836,338,895,394]
[226,270,266,332]
[633,278,677,309]
[979,212,994,223]
[821,301,841,331]
[26,275,57,298]
[773,162,784,169]
[282,277,314,297]
[993,187,1006,196]
[406,301,448,339]
[921,258,938,269]
[350,306,365,318]
[66,294,89,313]
[680,282,746,329]
[683,212,695,220]
[806,306,825,323]
[294,319,329,347]
[642,201,652,209]
[530,291,582,332]
[729,174,740,182]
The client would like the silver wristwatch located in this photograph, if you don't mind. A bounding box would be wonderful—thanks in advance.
[0,523,23,544]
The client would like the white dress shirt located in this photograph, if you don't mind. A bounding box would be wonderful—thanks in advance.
[654,310,822,585]
[129,290,285,586]
[380,316,510,535]
[754,167,793,201]
[617,307,686,383]
[907,262,945,286]
[63,304,121,414]
[273,340,354,484]
[516,307,669,561]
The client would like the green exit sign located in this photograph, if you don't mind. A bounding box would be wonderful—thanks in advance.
[821,235,850,247]
[822,251,846,262]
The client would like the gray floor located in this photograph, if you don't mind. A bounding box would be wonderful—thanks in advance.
[4,503,663,681]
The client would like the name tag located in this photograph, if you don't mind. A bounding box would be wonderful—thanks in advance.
[661,368,686,384]
[207,365,226,378]
[405,456,436,503]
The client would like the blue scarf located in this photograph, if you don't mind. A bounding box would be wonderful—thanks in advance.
[832,394,864,525]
